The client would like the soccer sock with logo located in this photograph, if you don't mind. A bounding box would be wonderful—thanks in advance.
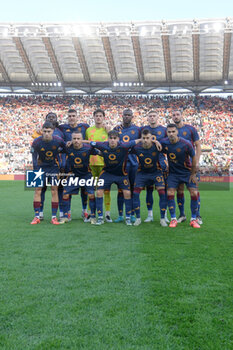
[146,186,153,212]
[158,189,166,219]
[33,201,41,218]
[51,202,59,218]
[89,197,96,217]
[133,189,141,218]
[117,190,124,217]
[167,195,176,219]
[81,188,88,212]
[58,186,64,217]
[96,197,103,218]
[177,193,185,216]
[190,195,198,220]
[197,192,201,216]
[124,198,132,219]
[62,198,69,218]
[40,187,46,213]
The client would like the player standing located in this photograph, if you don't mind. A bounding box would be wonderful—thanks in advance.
[160,124,200,228]
[30,121,66,225]
[172,109,202,225]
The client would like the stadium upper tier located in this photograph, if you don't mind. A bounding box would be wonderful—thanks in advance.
[0,19,233,94]
[0,95,232,174]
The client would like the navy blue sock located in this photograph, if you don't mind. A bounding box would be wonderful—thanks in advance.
[89,197,96,217]
[133,190,141,218]
[62,198,69,218]
[81,188,88,211]
[167,195,176,219]
[177,193,185,216]
[158,189,166,219]
[146,186,153,211]
[117,190,124,216]
[124,198,132,218]
[191,195,198,219]
[96,197,103,218]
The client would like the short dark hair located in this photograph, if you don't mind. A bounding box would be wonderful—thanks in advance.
[108,130,119,138]
[42,121,54,129]
[93,108,105,117]
[68,109,77,114]
[142,128,151,136]
[167,123,178,130]
[72,131,82,137]
[45,112,57,120]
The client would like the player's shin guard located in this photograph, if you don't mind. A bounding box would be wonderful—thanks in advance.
[167,195,176,219]
[133,189,141,218]
[177,193,185,216]
[124,198,131,219]
[81,188,88,211]
[51,202,59,218]
[89,197,96,218]
[146,186,153,211]
[62,197,70,218]
[158,189,166,219]
[117,190,124,216]
[104,190,111,212]
[33,201,41,217]
[96,197,103,218]
[190,195,198,220]
[197,191,201,216]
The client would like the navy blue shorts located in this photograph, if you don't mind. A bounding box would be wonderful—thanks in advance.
[167,173,197,189]
[41,165,59,184]
[135,171,165,188]
[98,171,130,190]
[63,172,95,195]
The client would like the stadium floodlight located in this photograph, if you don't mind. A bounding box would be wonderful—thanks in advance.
[213,23,222,33]
[50,83,53,86]
[224,80,228,84]
[57,82,62,87]
[141,83,144,86]
[54,83,57,86]
[140,27,147,36]
[120,82,124,86]
[125,83,128,86]
[129,82,132,86]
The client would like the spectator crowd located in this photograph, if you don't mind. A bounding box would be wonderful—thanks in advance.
[0,94,232,174]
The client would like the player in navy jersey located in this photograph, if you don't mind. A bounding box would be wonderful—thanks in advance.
[141,110,168,223]
[130,129,167,226]
[172,109,202,225]
[60,131,98,224]
[114,108,141,223]
[160,124,200,228]
[88,130,142,226]
[59,109,90,220]
[30,122,66,225]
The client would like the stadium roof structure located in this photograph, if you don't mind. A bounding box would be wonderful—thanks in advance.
[0,18,233,95]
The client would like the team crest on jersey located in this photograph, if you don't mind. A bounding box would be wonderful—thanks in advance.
[78,127,81,132]
[83,152,86,157]
[109,154,116,161]
[157,131,161,135]
[145,158,152,164]
[152,152,156,156]
[52,146,57,149]
[131,130,135,134]
[183,131,187,136]
[40,148,45,151]
[116,149,120,153]
[176,148,181,152]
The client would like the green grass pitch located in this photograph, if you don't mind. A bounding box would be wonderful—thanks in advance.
[0,181,232,349]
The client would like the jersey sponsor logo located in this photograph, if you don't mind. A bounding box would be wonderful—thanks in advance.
[74,157,82,164]
[151,135,157,141]
[123,179,128,186]
[169,153,176,160]
[46,151,53,157]
[145,158,152,164]
[109,154,116,161]
[123,135,130,142]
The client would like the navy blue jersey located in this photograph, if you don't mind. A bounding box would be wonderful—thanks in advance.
[59,123,89,142]
[114,124,141,165]
[161,137,195,175]
[131,143,163,173]
[31,136,66,170]
[91,140,136,176]
[53,127,65,139]
[141,125,167,142]
[177,124,199,146]
[65,144,97,176]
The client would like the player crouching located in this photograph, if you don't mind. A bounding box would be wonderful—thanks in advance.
[30,122,66,225]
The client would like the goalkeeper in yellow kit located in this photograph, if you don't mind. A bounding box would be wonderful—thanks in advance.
[86,109,112,222]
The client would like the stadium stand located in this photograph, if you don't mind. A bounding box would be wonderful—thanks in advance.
[0,95,232,175]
